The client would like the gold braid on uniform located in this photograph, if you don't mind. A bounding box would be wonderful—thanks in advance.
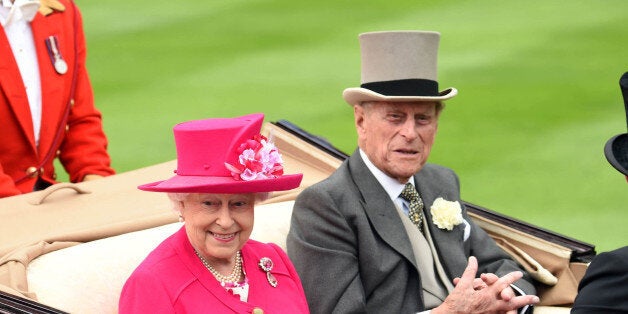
[38,0,65,16]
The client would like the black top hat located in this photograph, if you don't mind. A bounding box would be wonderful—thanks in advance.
[604,72,628,176]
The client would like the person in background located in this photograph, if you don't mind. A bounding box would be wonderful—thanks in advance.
[287,31,538,313]
[119,113,309,313]
[0,0,114,198]
[571,72,628,313]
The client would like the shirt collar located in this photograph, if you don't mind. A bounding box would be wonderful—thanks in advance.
[1,0,40,26]
[358,148,416,202]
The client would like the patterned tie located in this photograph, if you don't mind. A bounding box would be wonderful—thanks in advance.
[400,183,424,234]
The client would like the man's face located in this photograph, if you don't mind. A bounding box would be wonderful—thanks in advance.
[355,101,440,183]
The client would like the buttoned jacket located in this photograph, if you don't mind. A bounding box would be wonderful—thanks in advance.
[119,226,310,313]
[0,0,113,197]
[287,150,535,313]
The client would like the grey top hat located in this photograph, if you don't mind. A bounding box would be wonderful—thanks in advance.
[343,31,457,107]
[604,71,628,176]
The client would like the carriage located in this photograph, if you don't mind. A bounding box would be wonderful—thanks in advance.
[0,120,594,313]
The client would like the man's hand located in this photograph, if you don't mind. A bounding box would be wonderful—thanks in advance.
[433,256,539,314]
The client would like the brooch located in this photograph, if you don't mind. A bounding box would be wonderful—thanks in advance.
[258,257,278,287]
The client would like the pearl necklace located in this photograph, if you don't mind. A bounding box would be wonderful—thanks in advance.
[195,250,242,286]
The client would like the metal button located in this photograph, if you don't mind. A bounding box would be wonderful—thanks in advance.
[252,308,264,314]
[26,166,38,178]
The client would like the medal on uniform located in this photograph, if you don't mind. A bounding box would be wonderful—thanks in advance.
[44,35,68,75]
[54,58,68,74]
[258,257,278,287]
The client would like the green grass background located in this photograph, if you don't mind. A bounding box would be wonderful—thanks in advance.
[68,0,627,253]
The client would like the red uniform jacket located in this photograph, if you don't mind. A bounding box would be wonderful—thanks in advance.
[0,0,114,197]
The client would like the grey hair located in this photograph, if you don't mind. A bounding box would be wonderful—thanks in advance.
[167,193,190,213]
[360,100,445,113]
[167,192,270,212]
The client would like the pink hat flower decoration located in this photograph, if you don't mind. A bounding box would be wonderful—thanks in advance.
[225,134,284,181]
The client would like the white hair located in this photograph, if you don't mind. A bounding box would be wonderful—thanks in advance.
[167,192,270,213]
[360,100,445,113]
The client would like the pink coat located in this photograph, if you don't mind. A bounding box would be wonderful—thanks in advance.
[119,227,309,313]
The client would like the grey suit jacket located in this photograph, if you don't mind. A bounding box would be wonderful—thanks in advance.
[287,150,535,314]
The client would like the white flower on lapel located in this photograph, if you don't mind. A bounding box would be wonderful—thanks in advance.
[430,197,463,231]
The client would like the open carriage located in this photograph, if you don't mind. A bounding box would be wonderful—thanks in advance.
[0,120,595,313]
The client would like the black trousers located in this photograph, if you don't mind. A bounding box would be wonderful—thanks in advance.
[33,177,53,191]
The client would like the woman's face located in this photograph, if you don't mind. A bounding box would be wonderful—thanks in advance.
[180,193,255,264]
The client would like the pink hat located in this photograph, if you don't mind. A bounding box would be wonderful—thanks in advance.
[138,113,303,193]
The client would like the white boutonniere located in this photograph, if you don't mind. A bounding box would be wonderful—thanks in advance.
[430,197,463,231]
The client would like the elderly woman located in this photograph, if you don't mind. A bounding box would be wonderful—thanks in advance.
[119,113,309,313]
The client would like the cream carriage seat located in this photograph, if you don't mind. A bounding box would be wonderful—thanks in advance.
[26,200,295,314]
[25,199,569,314]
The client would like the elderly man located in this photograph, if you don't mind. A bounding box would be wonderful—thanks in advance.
[287,31,538,313]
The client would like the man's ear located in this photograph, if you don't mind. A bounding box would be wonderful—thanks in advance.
[354,105,365,134]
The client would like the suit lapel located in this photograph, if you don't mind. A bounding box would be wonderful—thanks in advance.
[347,152,418,269]
[31,13,66,156]
[347,151,468,278]
[415,169,466,278]
[0,13,67,153]
[0,28,37,148]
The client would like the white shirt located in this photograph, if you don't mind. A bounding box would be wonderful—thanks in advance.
[358,148,415,215]
[1,0,42,146]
